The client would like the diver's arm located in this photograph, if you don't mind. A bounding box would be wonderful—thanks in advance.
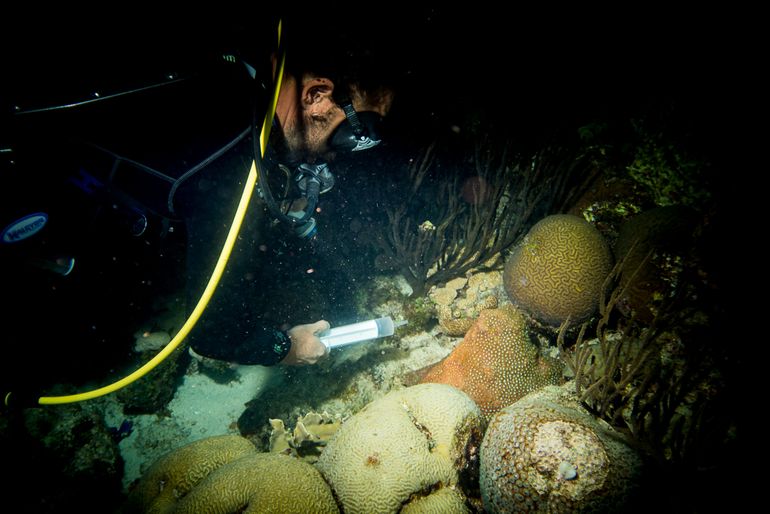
[182,225,296,367]
[186,307,330,366]
[176,141,294,366]
[178,164,329,365]
[186,306,329,366]
[188,321,293,366]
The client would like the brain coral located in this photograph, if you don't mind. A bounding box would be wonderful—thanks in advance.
[125,434,257,513]
[503,214,612,326]
[419,304,562,420]
[315,383,484,514]
[125,435,338,513]
[174,452,338,513]
[480,383,642,513]
[400,487,472,513]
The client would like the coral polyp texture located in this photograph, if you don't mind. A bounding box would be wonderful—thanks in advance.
[419,304,562,420]
[124,434,338,513]
[173,452,338,514]
[315,383,484,514]
[480,383,642,513]
[124,434,257,513]
[503,214,612,326]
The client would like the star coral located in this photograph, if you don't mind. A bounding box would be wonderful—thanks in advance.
[480,383,642,512]
[419,304,562,420]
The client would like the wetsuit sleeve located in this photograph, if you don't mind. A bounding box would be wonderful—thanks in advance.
[190,323,292,366]
[176,141,290,366]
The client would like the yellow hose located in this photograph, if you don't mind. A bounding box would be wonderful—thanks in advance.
[32,22,286,406]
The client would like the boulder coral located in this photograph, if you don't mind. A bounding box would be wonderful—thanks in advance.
[419,304,562,420]
[480,383,643,513]
[315,383,484,514]
[503,214,612,326]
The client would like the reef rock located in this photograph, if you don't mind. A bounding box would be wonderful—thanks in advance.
[419,304,562,420]
[315,383,484,514]
[21,400,124,509]
[430,272,502,336]
[503,214,612,326]
[480,383,643,513]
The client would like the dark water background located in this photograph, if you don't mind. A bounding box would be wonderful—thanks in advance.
[1,6,750,512]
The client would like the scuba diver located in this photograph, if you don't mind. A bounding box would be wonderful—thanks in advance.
[0,12,397,404]
[178,19,395,367]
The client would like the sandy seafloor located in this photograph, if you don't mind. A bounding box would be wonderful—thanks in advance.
[103,274,461,491]
[103,364,276,489]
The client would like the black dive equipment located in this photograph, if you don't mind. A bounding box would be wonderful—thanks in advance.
[254,98,383,241]
[1,45,268,408]
[1,17,386,407]
[332,102,383,152]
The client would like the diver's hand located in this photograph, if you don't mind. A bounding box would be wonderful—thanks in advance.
[281,320,330,366]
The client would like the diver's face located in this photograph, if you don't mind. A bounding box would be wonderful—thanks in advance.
[276,72,392,162]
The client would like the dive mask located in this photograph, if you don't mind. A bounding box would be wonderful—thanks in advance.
[328,109,383,153]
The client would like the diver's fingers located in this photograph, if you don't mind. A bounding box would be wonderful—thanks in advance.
[313,319,331,334]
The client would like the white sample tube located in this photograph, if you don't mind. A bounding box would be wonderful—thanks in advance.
[320,316,403,349]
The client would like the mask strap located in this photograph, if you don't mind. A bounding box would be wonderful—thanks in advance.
[338,97,366,139]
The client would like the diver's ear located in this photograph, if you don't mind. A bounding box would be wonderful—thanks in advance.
[301,77,335,107]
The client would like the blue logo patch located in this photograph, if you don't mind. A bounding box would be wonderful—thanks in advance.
[1,212,48,243]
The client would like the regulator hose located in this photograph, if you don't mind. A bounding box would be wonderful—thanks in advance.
[3,21,287,408]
